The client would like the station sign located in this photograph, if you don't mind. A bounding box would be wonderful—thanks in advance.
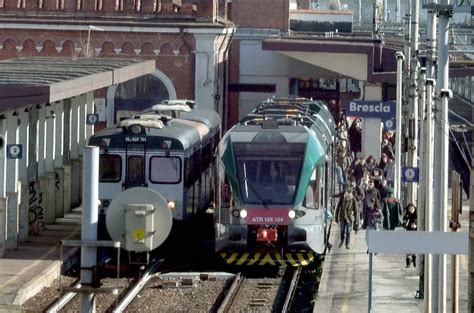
[7,144,22,159]
[383,118,396,131]
[86,114,99,125]
[402,166,419,183]
[345,101,396,120]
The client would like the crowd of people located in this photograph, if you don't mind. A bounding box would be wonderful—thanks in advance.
[332,114,417,265]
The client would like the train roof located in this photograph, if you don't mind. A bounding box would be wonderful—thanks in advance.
[89,107,220,151]
[236,98,336,149]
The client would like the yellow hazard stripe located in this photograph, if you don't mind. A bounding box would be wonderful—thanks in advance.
[259,253,276,266]
[286,253,298,267]
[274,252,287,266]
[236,253,250,266]
[226,252,238,264]
[296,253,309,266]
[247,252,261,265]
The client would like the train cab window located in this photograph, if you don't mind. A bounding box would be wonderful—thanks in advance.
[99,155,121,182]
[127,156,145,186]
[149,156,181,184]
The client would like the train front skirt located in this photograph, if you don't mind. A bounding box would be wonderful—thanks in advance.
[219,251,315,266]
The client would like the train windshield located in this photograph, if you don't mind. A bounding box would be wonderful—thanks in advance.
[233,143,305,205]
[99,155,121,182]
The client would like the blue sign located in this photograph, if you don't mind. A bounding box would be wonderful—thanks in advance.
[402,166,419,183]
[383,118,396,131]
[346,101,396,120]
[7,144,22,159]
[86,114,99,125]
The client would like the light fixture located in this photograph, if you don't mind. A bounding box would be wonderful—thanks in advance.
[288,210,296,219]
[239,209,248,219]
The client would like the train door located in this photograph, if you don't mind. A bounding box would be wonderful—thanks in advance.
[123,142,147,190]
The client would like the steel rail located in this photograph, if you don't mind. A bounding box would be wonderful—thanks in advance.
[112,260,162,313]
[217,272,243,313]
[282,266,302,312]
[46,283,81,313]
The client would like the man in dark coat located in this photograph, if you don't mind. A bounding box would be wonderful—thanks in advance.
[381,188,403,230]
[348,118,362,155]
[363,180,381,224]
[335,187,360,249]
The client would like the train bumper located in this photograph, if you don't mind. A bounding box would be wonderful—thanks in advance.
[219,251,316,267]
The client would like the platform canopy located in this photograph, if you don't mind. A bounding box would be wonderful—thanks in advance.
[0,57,155,112]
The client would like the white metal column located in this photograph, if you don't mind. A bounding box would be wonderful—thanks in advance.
[0,117,7,257]
[6,111,19,250]
[79,94,87,155]
[18,109,29,242]
[37,105,46,177]
[86,92,94,138]
[71,97,80,160]
[45,104,56,173]
[54,102,64,169]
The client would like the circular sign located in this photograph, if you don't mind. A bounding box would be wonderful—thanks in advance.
[87,114,98,125]
[9,145,20,157]
[385,119,394,129]
[405,168,416,180]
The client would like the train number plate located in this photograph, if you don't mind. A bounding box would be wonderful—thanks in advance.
[246,208,289,225]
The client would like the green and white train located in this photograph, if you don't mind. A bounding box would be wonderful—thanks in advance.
[215,98,336,266]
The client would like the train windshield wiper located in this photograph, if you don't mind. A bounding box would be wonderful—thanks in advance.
[243,162,269,209]
[247,181,270,209]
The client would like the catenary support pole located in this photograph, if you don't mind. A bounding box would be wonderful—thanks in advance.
[80,146,99,313]
[417,66,427,299]
[424,3,437,309]
[395,51,405,199]
[425,77,436,313]
[407,0,419,208]
[396,0,401,22]
[433,2,451,310]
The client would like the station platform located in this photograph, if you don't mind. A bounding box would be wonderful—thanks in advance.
[0,208,81,311]
[314,202,469,312]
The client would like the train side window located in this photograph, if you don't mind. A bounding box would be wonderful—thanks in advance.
[303,167,319,209]
[149,156,182,184]
[99,155,121,182]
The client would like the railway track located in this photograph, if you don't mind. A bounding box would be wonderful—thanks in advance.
[217,266,302,313]
[45,259,163,312]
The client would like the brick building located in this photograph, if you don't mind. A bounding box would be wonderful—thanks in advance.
[0,0,234,127]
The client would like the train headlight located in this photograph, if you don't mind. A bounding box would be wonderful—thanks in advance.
[101,199,110,208]
[167,201,176,210]
[239,209,248,219]
[232,209,239,217]
[288,210,296,219]
[130,124,143,135]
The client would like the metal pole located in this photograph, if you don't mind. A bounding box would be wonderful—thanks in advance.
[395,51,405,199]
[424,3,437,310]
[368,252,373,313]
[425,77,436,313]
[396,0,401,23]
[417,66,427,299]
[450,172,460,313]
[406,0,419,207]
[469,165,474,312]
[80,146,99,313]
[433,2,451,310]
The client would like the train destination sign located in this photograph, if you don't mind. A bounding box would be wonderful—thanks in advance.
[345,101,396,120]
[125,136,146,143]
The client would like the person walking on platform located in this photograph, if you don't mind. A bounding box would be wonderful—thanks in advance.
[362,198,383,253]
[335,187,359,249]
[403,203,417,267]
[333,179,365,224]
[381,187,403,230]
[363,179,381,217]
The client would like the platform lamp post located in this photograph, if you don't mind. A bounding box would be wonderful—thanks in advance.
[85,26,104,58]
